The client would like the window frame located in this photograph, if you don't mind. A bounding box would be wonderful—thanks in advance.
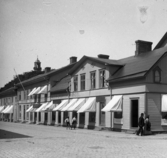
[99,69,106,88]
[90,71,96,89]
[153,67,161,83]
[80,73,86,91]
[74,75,78,92]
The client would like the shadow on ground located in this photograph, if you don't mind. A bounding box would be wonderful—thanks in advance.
[0,129,31,139]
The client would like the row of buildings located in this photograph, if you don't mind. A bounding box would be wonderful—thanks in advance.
[1,33,167,132]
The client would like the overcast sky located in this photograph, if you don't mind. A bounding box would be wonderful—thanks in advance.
[0,0,167,88]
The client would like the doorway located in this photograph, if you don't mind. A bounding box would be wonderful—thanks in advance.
[131,99,139,128]
[100,102,105,126]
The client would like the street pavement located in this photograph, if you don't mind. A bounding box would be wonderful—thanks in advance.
[0,121,167,158]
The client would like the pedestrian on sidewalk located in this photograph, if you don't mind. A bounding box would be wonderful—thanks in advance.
[65,116,70,129]
[136,113,145,136]
[71,116,77,130]
[144,115,152,135]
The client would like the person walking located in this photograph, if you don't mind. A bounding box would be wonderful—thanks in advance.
[71,116,77,130]
[136,113,145,136]
[65,116,70,129]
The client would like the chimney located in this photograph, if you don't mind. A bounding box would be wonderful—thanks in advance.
[45,67,51,73]
[98,54,109,59]
[70,56,77,64]
[135,40,152,55]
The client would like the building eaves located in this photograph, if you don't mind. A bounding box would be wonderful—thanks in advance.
[68,56,123,75]
[154,32,167,50]
[108,46,167,81]
[15,63,76,87]
[50,75,70,93]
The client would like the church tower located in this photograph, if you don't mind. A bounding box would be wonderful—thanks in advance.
[33,57,42,71]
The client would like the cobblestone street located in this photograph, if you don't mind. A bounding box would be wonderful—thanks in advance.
[0,122,167,158]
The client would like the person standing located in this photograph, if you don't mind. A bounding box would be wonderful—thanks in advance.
[136,113,145,136]
[71,116,77,130]
[65,116,70,129]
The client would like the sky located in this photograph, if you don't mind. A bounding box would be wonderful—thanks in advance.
[0,0,167,88]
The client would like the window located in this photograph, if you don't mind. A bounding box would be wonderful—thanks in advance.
[37,94,41,103]
[154,67,161,83]
[74,76,78,91]
[99,69,106,88]
[90,71,96,89]
[80,74,85,91]
[114,112,122,119]
[45,94,47,102]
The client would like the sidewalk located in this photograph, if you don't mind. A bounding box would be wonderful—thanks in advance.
[0,121,167,158]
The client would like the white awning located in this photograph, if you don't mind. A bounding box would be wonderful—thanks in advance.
[26,106,33,112]
[77,97,96,113]
[2,105,10,113]
[162,95,167,112]
[41,101,55,112]
[67,98,86,111]
[28,88,36,96]
[32,87,41,95]
[29,108,37,112]
[102,95,123,112]
[35,102,48,112]
[61,99,78,112]
[4,105,13,114]
[0,106,4,113]
[38,85,47,94]
[53,100,69,111]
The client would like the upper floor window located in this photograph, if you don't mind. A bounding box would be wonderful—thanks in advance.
[74,75,78,91]
[90,71,96,89]
[99,69,106,88]
[154,67,161,83]
[80,74,85,91]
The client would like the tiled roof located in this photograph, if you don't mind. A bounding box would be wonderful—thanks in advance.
[50,75,70,93]
[108,46,167,81]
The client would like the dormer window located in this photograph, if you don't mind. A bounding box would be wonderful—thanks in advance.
[154,67,161,83]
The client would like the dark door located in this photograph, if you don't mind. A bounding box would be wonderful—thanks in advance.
[131,100,138,127]
[100,102,105,126]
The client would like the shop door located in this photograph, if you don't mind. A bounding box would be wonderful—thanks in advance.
[100,102,105,126]
[131,100,138,127]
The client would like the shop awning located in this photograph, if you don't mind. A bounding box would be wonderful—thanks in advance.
[2,105,10,113]
[61,99,78,112]
[0,106,4,113]
[102,95,123,112]
[28,88,36,96]
[162,95,167,112]
[53,100,69,111]
[26,106,33,113]
[36,102,48,112]
[4,105,13,114]
[29,108,37,112]
[41,101,55,112]
[31,87,41,95]
[77,97,96,113]
[38,85,47,94]
[67,98,86,111]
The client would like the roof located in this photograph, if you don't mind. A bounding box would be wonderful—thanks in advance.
[16,63,76,86]
[154,32,167,50]
[50,75,70,93]
[108,46,167,81]
[68,56,123,75]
